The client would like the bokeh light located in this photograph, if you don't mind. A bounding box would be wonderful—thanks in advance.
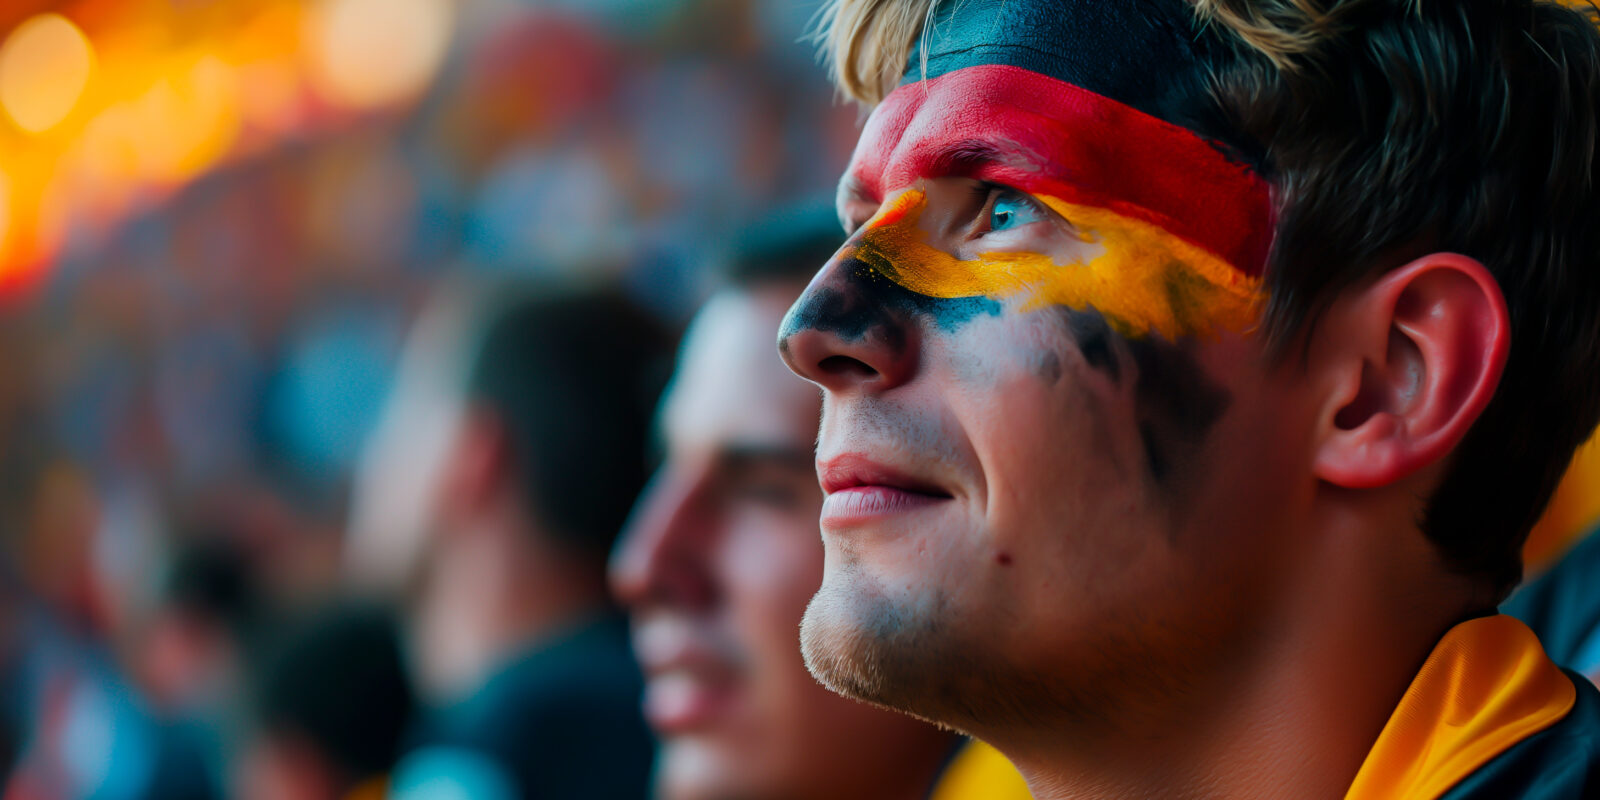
[305,0,453,110]
[0,170,11,273]
[125,57,243,184]
[0,14,94,134]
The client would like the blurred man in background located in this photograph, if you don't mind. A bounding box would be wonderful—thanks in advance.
[347,280,667,799]
[610,210,966,800]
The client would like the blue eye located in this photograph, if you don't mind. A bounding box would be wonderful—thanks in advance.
[989,191,1045,232]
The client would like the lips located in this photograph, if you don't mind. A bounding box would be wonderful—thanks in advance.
[642,669,736,734]
[817,454,952,526]
[632,616,742,734]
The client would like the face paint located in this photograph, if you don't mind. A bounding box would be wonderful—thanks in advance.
[849,189,1262,341]
[850,64,1275,283]
[780,255,1001,349]
[1126,336,1232,483]
[839,0,1276,341]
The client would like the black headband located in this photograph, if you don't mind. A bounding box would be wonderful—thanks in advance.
[905,0,1256,160]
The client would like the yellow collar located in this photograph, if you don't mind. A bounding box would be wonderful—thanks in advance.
[930,740,1032,800]
[1345,615,1575,800]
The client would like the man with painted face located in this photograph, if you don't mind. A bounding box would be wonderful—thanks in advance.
[777,0,1600,798]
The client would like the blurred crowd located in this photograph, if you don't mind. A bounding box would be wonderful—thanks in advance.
[0,0,866,797]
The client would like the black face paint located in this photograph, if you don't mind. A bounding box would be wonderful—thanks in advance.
[1064,310,1121,382]
[1032,351,1064,385]
[777,256,1001,357]
[1126,337,1230,483]
[1058,306,1229,483]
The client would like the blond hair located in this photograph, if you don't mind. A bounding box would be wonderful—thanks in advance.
[814,0,938,104]
[815,0,1600,103]
[813,0,1320,104]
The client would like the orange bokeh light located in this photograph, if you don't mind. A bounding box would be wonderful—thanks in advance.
[0,0,457,292]
[0,14,95,134]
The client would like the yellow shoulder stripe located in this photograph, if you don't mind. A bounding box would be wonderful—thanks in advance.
[1345,615,1575,800]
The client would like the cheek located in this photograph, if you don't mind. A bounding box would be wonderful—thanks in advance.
[935,306,1063,389]
[944,311,1141,468]
[1174,357,1313,537]
[721,516,847,759]
[724,512,825,651]
[944,314,1151,561]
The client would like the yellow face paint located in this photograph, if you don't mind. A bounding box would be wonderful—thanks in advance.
[851,189,1263,341]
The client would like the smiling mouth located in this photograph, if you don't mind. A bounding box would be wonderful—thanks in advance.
[642,669,739,734]
[818,454,953,526]
[631,615,747,735]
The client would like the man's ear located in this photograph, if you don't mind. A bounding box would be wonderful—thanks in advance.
[1312,254,1509,489]
[437,407,514,525]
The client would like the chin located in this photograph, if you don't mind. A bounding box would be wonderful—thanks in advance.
[659,737,832,800]
[654,739,750,800]
[798,569,968,728]
[798,583,887,705]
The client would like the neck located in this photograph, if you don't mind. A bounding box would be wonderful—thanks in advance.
[414,519,609,702]
[996,495,1484,799]
[849,732,962,800]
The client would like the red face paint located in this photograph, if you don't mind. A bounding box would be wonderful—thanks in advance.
[847,64,1274,278]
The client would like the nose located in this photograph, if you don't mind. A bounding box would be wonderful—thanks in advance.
[777,249,920,395]
[609,467,717,612]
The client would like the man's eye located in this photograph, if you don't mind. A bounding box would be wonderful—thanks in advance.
[988,190,1047,233]
[733,481,802,510]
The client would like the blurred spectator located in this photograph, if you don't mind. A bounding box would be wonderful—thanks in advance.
[134,535,260,718]
[346,280,669,799]
[0,0,858,793]
[237,603,414,800]
[610,207,963,800]
[4,467,232,800]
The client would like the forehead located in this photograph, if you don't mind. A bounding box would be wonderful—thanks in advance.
[665,288,819,449]
[843,65,1274,276]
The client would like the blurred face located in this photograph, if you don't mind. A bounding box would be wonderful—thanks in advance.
[611,286,951,800]
[776,62,1312,733]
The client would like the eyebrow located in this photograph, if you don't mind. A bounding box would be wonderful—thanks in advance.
[924,139,1009,179]
[718,443,815,474]
[850,139,1021,199]
[839,139,1012,228]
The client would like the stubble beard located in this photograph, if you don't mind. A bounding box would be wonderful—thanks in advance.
[799,559,1218,742]
[798,565,988,732]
